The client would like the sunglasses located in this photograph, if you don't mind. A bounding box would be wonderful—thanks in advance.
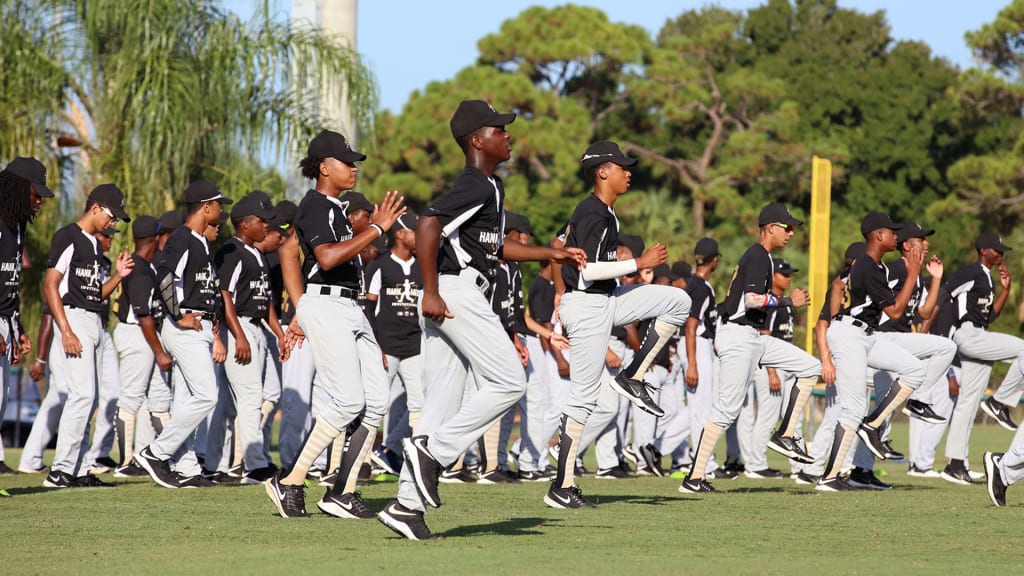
[772,222,794,233]
[100,205,120,225]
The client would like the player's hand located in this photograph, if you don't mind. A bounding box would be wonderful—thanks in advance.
[381,352,389,370]
[277,335,291,363]
[514,334,529,368]
[905,243,924,274]
[925,256,943,279]
[551,247,587,270]
[790,288,809,308]
[234,335,251,365]
[212,337,227,364]
[155,350,173,372]
[948,373,959,398]
[639,268,654,284]
[29,359,46,381]
[999,264,1011,290]
[285,323,304,350]
[18,332,31,356]
[548,331,570,351]
[556,357,570,378]
[821,356,836,385]
[177,313,202,331]
[768,370,782,395]
[605,348,622,370]
[0,336,7,358]
[421,291,453,324]
[636,244,668,270]
[369,190,407,232]
[62,329,83,357]
[115,248,135,277]
[685,363,698,390]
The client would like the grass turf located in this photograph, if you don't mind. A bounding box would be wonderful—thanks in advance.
[2,423,1023,574]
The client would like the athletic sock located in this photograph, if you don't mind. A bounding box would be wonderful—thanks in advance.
[688,422,724,480]
[777,376,817,437]
[327,434,346,474]
[408,410,420,433]
[116,410,136,466]
[332,422,376,496]
[231,417,243,470]
[259,400,275,430]
[481,419,502,474]
[553,415,585,489]
[282,417,340,485]
[865,379,913,428]
[622,320,677,381]
[823,423,855,480]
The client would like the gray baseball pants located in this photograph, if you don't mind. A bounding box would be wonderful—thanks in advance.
[908,366,958,471]
[83,329,119,467]
[18,337,66,471]
[51,307,104,475]
[150,319,216,464]
[224,320,270,470]
[738,368,785,472]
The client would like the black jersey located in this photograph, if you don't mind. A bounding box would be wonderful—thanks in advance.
[425,166,505,282]
[366,252,422,359]
[216,238,272,320]
[837,256,894,328]
[265,250,285,320]
[509,261,528,335]
[561,195,619,295]
[720,243,774,330]
[769,301,794,342]
[929,287,957,338]
[295,189,361,290]
[491,262,516,333]
[685,275,717,339]
[47,223,107,313]
[527,275,555,325]
[0,219,25,317]
[877,259,921,333]
[156,226,219,313]
[100,255,112,328]
[115,254,162,324]
[944,262,996,329]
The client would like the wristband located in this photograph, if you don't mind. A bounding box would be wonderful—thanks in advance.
[370,224,384,237]
[35,358,46,365]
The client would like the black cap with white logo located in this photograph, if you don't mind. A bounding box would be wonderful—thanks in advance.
[860,212,902,237]
[580,141,638,171]
[307,130,366,164]
[87,183,131,221]
[897,222,935,244]
[2,157,54,198]
[450,100,516,140]
[184,180,233,205]
[774,259,798,276]
[230,195,277,222]
[976,232,1012,253]
[342,191,374,214]
[758,202,803,227]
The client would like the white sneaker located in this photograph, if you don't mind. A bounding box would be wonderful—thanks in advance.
[967,469,985,482]
[907,464,941,478]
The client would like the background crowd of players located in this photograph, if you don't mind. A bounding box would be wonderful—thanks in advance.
[1,101,1023,534]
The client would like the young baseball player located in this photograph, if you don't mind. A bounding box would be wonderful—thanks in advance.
[83,228,122,474]
[985,426,1024,506]
[264,130,404,519]
[0,157,52,478]
[43,184,133,488]
[134,180,232,488]
[683,238,723,477]
[379,100,585,540]
[941,232,1023,485]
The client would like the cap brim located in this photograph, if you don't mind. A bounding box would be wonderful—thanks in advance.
[112,206,132,222]
[338,150,367,163]
[998,243,1013,252]
[781,215,804,227]
[34,183,55,198]
[612,156,638,167]
[488,112,517,128]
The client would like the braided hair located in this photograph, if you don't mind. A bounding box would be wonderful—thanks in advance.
[0,169,37,228]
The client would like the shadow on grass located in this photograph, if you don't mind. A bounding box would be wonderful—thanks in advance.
[591,494,681,506]
[439,516,557,538]
[6,486,61,496]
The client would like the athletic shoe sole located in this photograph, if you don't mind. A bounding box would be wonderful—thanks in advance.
[543,493,575,509]
[42,478,70,488]
[317,498,364,519]
[906,470,941,479]
[378,509,432,541]
[18,466,48,474]
[402,438,440,508]
[609,377,664,417]
[980,401,1017,431]
[847,479,892,491]
[134,452,180,489]
[370,453,399,476]
[901,406,946,425]
[264,479,291,518]
[984,452,1005,507]
[855,428,887,460]
[815,482,848,492]
[939,471,972,486]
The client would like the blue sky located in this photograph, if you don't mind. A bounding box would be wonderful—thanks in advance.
[236,1,1008,112]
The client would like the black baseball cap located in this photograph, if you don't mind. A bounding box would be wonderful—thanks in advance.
[307,129,366,164]
[275,200,298,227]
[897,222,935,244]
[860,212,903,237]
[450,100,516,140]
[230,195,277,222]
[774,259,798,276]
[694,237,720,259]
[2,157,54,198]
[758,202,803,227]
[184,180,233,205]
[395,213,418,231]
[580,141,638,171]
[617,234,644,259]
[99,227,119,238]
[87,184,131,221]
[159,210,182,233]
[504,212,531,235]
[671,261,692,279]
[342,191,374,214]
[976,232,1012,253]
[653,263,680,282]
[132,215,161,239]
[845,241,867,261]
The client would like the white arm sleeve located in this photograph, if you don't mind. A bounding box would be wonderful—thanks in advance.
[580,259,638,282]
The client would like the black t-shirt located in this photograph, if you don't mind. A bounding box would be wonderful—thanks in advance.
[156,226,219,313]
[216,238,272,320]
[100,255,112,328]
[877,258,921,333]
[295,189,361,290]
[366,252,422,358]
[838,256,895,328]
[265,249,285,320]
[425,166,505,282]
[561,194,619,295]
[115,254,162,324]
[47,223,106,313]
[527,275,555,325]
[509,262,527,335]
[929,286,957,338]
[720,243,774,330]
[769,301,794,342]
[944,262,996,329]
[685,275,717,339]
[491,262,516,333]
[0,219,25,317]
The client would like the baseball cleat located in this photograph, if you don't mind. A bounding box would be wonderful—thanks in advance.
[477,469,520,484]
[544,484,596,509]
[745,468,784,479]
[815,476,856,492]
[403,436,442,508]
[678,477,717,494]
[855,423,890,460]
[984,452,1007,507]
[175,473,216,488]
[43,470,78,489]
[901,399,946,424]
[134,447,181,489]
[318,491,375,519]
[264,472,309,518]
[794,471,820,485]
[940,462,973,486]
[767,434,813,464]
[639,444,665,477]
[377,500,440,541]
[847,467,893,490]
[611,373,664,417]
[981,398,1018,431]
[906,464,940,478]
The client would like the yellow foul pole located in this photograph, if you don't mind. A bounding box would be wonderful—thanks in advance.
[806,156,832,354]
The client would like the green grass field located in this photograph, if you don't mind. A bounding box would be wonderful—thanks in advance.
[2,423,1023,575]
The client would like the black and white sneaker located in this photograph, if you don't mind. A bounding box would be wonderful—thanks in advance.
[370,447,403,476]
[518,469,554,482]
[611,373,664,416]
[767,434,814,464]
[794,471,820,485]
[0,461,17,476]
[856,423,889,460]
[622,444,639,466]
[816,476,856,492]
[226,464,245,478]
[981,397,1019,431]
[202,469,241,484]
[242,466,277,485]
[318,491,375,519]
[544,484,596,509]
[984,452,1007,507]
[678,477,717,494]
[906,464,940,478]
[113,461,148,478]
[881,440,904,461]
[707,467,738,480]
[403,436,443,508]
[902,399,946,424]
[439,467,476,484]
[378,500,440,541]
[76,474,117,488]
[318,469,339,488]
[265,472,309,517]
[847,467,893,490]
[43,470,78,489]
[176,473,217,488]
[134,446,181,489]
[639,444,665,477]
[745,468,784,479]
[940,461,973,486]
[477,469,520,484]
[596,465,633,479]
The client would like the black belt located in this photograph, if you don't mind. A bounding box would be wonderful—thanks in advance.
[241,316,265,326]
[834,315,875,335]
[182,309,216,321]
[312,284,359,300]
[564,286,613,296]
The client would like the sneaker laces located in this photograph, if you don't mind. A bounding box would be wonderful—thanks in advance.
[348,491,372,515]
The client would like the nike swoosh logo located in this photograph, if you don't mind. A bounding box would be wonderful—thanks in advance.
[581,153,613,161]
[388,506,418,517]
[553,492,572,505]
[413,437,430,454]
[339,500,354,510]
